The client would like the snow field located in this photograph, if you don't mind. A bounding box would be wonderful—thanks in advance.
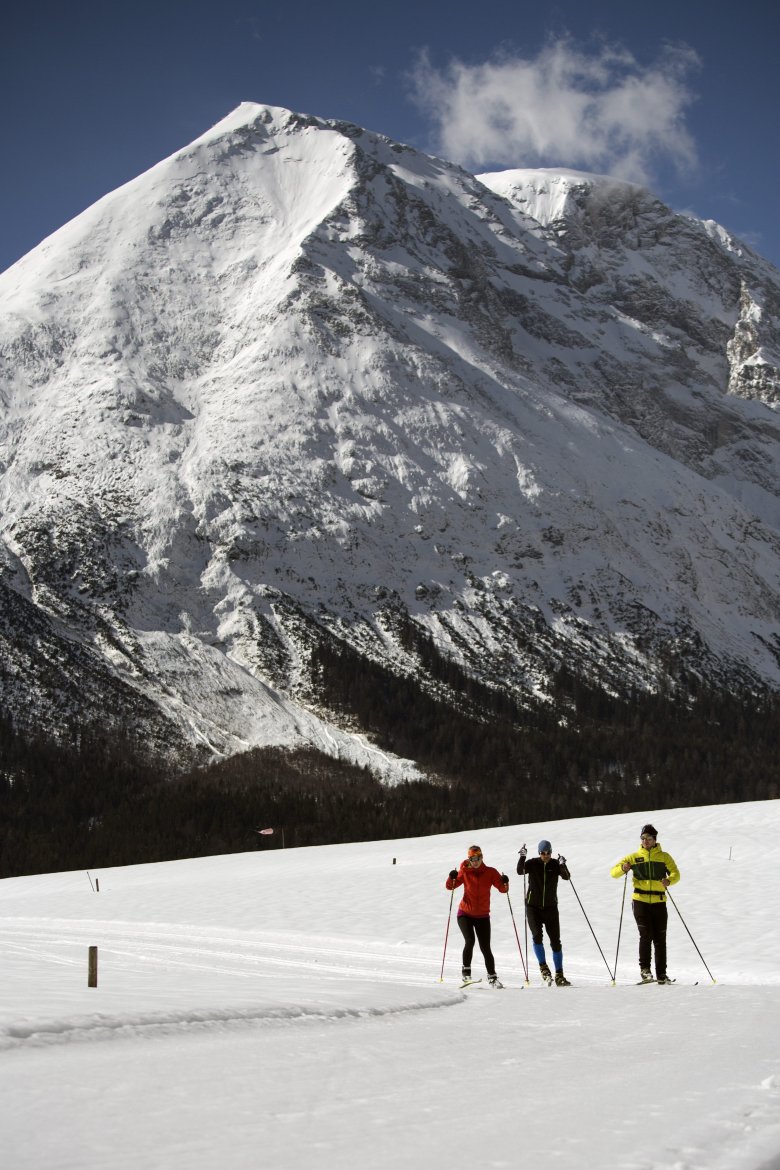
[1,800,779,1169]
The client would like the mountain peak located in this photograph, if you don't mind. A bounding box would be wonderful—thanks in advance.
[0,107,778,770]
[478,166,645,228]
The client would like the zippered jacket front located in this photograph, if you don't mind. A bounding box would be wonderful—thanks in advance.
[516,856,570,907]
[610,842,680,902]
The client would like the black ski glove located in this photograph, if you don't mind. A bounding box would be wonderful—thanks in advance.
[500,874,509,884]
[518,844,527,858]
[449,869,458,880]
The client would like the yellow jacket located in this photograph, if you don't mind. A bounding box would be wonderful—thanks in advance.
[610,842,680,903]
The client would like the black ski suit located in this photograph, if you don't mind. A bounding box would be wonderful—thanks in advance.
[516,855,570,952]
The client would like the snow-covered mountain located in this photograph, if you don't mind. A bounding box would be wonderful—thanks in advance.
[1,103,778,770]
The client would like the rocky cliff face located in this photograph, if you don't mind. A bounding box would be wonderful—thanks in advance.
[726,282,780,406]
[0,105,778,772]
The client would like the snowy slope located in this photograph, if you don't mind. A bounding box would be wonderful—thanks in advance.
[1,800,779,1169]
[0,104,779,764]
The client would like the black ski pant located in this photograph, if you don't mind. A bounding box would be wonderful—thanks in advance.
[457,914,496,977]
[525,904,562,951]
[633,899,668,978]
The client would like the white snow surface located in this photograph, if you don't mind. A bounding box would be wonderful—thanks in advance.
[2,800,780,1170]
[477,165,639,227]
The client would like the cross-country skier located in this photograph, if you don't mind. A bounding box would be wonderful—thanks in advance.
[517,840,571,985]
[446,845,509,988]
[610,824,680,984]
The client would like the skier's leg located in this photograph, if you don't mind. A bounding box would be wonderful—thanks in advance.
[651,902,669,979]
[632,901,653,972]
[527,906,548,968]
[473,917,497,978]
[546,907,562,954]
[457,914,476,975]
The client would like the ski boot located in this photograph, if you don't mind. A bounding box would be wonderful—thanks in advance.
[539,963,553,986]
[639,968,654,983]
[554,970,571,986]
[488,974,504,989]
[656,975,673,985]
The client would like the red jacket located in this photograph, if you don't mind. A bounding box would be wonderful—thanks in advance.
[446,862,508,917]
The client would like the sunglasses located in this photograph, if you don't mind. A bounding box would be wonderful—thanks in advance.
[540,850,551,855]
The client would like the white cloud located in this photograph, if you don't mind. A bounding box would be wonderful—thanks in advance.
[410,38,700,185]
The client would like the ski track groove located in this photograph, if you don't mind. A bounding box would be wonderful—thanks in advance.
[0,918,441,983]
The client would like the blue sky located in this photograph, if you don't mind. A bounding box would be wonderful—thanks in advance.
[2,0,779,273]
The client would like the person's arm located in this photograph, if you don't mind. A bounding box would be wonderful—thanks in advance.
[516,844,527,875]
[662,853,680,887]
[486,866,509,893]
[446,867,463,890]
[610,853,634,878]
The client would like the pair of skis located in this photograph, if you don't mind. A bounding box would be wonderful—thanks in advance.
[459,975,691,988]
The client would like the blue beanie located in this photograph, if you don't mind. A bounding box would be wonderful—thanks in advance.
[538,840,552,853]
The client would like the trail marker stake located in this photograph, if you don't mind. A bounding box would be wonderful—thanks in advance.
[88,946,98,988]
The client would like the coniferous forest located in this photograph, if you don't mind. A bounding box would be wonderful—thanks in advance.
[2,638,779,878]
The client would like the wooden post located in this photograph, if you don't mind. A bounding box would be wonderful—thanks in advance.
[95,878,100,892]
[88,946,98,988]
[393,858,396,865]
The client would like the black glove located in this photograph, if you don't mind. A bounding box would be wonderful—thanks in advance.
[449,869,458,880]
[500,874,509,884]
[558,855,566,865]
[518,844,527,858]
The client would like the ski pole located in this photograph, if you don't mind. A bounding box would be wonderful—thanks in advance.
[522,847,529,977]
[613,871,628,983]
[567,873,615,983]
[667,890,717,984]
[506,890,530,983]
[523,874,529,980]
[439,882,455,981]
[518,843,530,985]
